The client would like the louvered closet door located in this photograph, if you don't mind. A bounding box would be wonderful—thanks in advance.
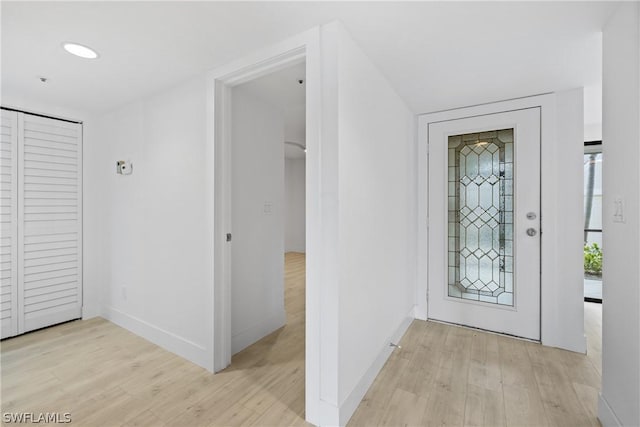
[1,110,18,339]
[19,113,82,333]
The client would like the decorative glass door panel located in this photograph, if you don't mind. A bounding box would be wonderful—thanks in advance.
[426,107,540,341]
[448,129,514,306]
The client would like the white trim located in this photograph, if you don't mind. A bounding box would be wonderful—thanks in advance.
[77,116,84,328]
[416,112,429,322]
[4,110,19,338]
[339,311,414,426]
[206,26,323,426]
[231,310,286,355]
[16,113,25,334]
[417,93,586,352]
[0,104,83,124]
[103,306,210,370]
[598,393,623,427]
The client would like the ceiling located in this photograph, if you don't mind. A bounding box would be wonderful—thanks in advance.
[236,62,306,159]
[1,2,615,116]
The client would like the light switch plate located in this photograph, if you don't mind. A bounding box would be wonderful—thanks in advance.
[613,196,625,223]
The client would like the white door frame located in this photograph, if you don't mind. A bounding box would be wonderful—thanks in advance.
[205,27,324,425]
[417,93,585,351]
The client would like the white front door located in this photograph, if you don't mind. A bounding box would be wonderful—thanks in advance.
[427,108,541,340]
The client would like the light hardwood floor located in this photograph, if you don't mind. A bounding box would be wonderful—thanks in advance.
[1,253,602,426]
[350,303,602,427]
[1,252,308,427]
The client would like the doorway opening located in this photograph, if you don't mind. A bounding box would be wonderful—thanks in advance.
[209,31,322,424]
[213,56,308,423]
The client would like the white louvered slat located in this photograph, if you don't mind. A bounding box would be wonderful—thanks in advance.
[24,287,78,306]
[24,254,78,268]
[18,113,82,334]
[23,240,77,253]
[24,175,77,185]
[24,282,78,298]
[24,161,77,173]
[24,295,78,315]
[23,274,77,291]
[24,152,76,165]
[0,110,18,338]
[23,144,77,158]
[23,121,77,138]
[23,168,78,180]
[23,136,77,151]
[24,247,77,261]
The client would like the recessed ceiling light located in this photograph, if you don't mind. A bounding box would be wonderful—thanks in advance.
[62,42,99,59]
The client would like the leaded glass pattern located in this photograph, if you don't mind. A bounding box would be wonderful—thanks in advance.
[448,129,514,306]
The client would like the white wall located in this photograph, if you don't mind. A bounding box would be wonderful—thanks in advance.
[285,157,305,253]
[315,23,417,425]
[230,85,285,354]
[544,88,586,352]
[285,104,306,145]
[584,83,602,142]
[599,3,640,426]
[95,76,210,368]
[0,95,103,321]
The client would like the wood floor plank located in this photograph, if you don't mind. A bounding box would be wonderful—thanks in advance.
[502,383,550,427]
[526,343,599,427]
[378,387,428,427]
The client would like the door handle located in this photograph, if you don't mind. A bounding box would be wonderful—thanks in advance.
[526,228,537,237]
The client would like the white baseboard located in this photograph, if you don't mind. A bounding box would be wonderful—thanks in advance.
[231,310,286,355]
[103,306,209,370]
[598,393,623,427]
[339,310,414,426]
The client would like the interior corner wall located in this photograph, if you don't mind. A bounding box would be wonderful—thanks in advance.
[330,23,417,425]
[600,3,640,426]
[95,76,210,369]
[0,96,104,321]
[229,85,285,355]
[285,157,306,253]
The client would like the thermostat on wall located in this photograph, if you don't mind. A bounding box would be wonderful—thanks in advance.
[116,160,133,175]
